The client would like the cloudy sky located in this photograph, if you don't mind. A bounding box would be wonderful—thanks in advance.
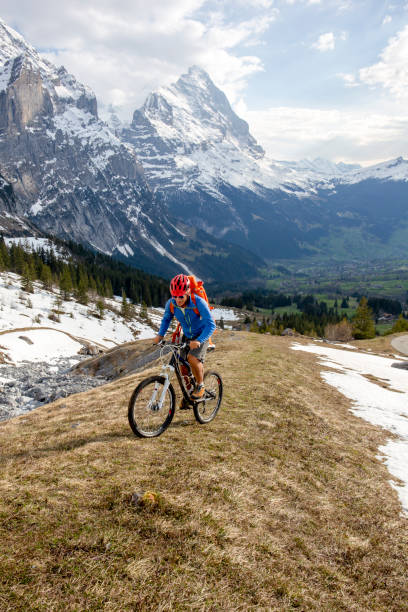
[1,0,408,165]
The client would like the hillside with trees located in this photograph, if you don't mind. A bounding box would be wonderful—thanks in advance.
[0,237,170,307]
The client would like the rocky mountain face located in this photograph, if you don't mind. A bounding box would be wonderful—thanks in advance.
[0,20,261,281]
[125,66,408,262]
[1,16,407,279]
[0,172,41,236]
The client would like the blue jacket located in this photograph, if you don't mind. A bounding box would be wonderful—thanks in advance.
[158,295,216,343]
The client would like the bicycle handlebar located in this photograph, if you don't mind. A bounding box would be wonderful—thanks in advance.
[157,339,189,349]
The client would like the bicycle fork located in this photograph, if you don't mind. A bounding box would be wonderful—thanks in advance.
[152,365,174,410]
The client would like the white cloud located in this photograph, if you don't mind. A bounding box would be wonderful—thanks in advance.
[338,72,358,87]
[244,0,275,7]
[311,32,335,51]
[355,25,408,100]
[237,103,408,165]
[0,0,275,121]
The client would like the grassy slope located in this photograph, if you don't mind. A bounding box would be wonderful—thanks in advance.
[1,332,408,611]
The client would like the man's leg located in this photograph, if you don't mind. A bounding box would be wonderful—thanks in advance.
[188,353,204,386]
[188,340,209,399]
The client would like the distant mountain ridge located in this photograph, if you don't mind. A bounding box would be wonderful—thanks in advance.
[0,19,262,282]
[124,66,408,261]
[0,17,407,280]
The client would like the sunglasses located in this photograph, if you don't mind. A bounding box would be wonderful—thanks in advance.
[175,294,188,300]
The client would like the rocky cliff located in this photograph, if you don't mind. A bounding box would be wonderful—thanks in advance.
[0,21,262,281]
[124,66,408,261]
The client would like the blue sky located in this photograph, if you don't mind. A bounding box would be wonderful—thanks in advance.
[1,0,408,164]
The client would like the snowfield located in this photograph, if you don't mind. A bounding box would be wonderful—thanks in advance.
[0,271,160,359]
[0,329,83,364]
[291,342,408,516]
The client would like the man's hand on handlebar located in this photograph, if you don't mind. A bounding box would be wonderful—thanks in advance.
[152,336,199,349]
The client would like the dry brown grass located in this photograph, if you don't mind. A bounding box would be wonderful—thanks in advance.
[1,331,408,611]
[353,333,402,356]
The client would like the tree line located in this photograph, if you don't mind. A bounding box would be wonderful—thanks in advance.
[0,236,170,307]
[222,289,403,316]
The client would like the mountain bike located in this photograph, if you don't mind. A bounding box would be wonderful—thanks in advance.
[128,340,223,438]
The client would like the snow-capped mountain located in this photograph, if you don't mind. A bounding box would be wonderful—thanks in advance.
[123,66,361,197]
[0,20,261,281]
[0,20,152,256]
[124,66,408,261]
[1,15,407,272]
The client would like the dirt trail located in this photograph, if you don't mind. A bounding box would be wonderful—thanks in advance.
[391,334,408,356]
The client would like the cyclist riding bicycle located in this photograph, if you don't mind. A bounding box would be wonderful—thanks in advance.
[153,274,216,403]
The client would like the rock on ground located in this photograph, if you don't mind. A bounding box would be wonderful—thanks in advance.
[0,356,106,421]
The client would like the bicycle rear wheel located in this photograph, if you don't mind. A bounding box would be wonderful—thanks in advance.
[128,376,175,438]
[193,371,223,424]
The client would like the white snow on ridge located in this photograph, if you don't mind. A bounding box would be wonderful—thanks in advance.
[212,308,240,321]
[131,67,408,199]
[291,342,408,515]
[0,329,83,364]
[0,60,12,92]
[30,200,44,216]
[5,236,54,252]
[0,271,158,358]
[341,157,408,185]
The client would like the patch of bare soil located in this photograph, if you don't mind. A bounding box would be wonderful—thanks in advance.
[0,331,407,611]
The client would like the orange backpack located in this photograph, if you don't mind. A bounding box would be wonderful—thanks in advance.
[169,275,215,345]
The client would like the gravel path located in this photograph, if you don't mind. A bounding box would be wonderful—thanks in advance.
[391,335,408,357]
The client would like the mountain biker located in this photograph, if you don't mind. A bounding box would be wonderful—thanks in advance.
[153,274,216,402]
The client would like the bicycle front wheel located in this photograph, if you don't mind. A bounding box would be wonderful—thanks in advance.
[128,376,175,438]
[193,371,223,424]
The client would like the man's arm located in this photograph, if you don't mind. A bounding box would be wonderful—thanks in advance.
[195,296,216,344]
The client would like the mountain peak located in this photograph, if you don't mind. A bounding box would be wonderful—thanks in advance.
[0,18,43,69]
[178,65,212,87]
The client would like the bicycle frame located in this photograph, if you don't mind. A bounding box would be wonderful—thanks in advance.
[154,342,195,410]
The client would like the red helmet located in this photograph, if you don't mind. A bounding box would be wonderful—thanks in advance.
[170,274,190,297]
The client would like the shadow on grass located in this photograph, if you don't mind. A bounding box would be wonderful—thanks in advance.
[0,430,133,462]
[1,419,198,462]
[170,418,195,428]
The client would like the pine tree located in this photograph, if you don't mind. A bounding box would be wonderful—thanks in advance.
[40,263,53,290]
[121,290,130,319]
[352,297,375,339]
[104,278,113,299]
[390,314,408,334]
[0,237,9,269]
[89,276,97,295]
[59,267,72,300]
[140,301,148,320]
[96,298,105,319]
[11,245,25,275]
[76,271,89,305]
[21,263,34,293]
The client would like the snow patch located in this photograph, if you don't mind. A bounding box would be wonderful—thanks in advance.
[0,329,83,364]
[30,200,44,215]
[291,342,408,515]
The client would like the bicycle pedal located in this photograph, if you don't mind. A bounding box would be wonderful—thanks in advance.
[194,397,207,404]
